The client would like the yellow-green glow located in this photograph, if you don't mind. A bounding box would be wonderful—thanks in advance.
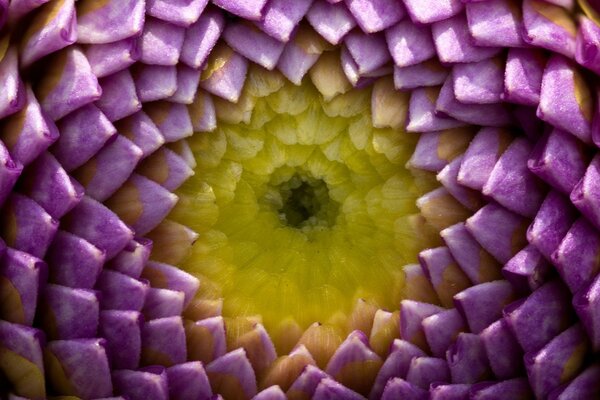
[173,73,422,333]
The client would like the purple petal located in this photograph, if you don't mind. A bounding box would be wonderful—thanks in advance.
[381,378,428,400]
[313,377,366,400]
[528,190,578,262]
[146,0,208,27]
[199,43,249,103]
[53,104,116,171]
[347,0,405,33]
[432,13,500,64]
[0,320,45,399]
[73,135,143,202]
[394,59,448,90]
[0,248,45,325]
[522,0,577,57]
[96,269,149,311]
[96,69,142,121]
[437,156,483,211]
[106,238,152,279]
[256,0,314,42]
[45,338,113,398]
[404,0,463,24]
[112,366,169,400]
[85,38,140,78]
[138,17,186,66]
[457,127,512,191]
[141,316,187,366]
[402,263,440,305]
[20,0,76,67]
[576,15,600,75]
[441,223,502,285]
[185,316,227,364]
[99,309,142,369]
[0,47,25,119]
[206,348,258,400]
[46,230,105,288]
[525,324,589,399]
[212,0,268,20]
[454,280,515,334]
[465,203,528,264]
[502,244,551,294]
[538,55,593,143]
[503,48,546,106]
[549,363,600,399]
[142,287,185,319]
[0,140,23,208]
[480,319,524,380]
[422,308,467,359]
[406,356,450,389]
[224,21,286,71]
[466,0,526,47]
[76,0,145,44]
[286,365,329,400]
[115,111,166,159]
[1,193,58,258]
[133,64,178,102]
[4,85,59,167]
[105,173,178,236]
[504,280,574,353]
[137,147,195,191]
[167,361,213,400]
[482,137,546,218]
[446,333,491,384]
[325,330,381,395]
[369,339,426,400]
[306,0,357,45]
[552,217,600,294]
[400,300,444,351]
[169,65,201,105]
[436,74,513,127]
[452,57,504,104]
[469,378,533,400]
[41,284,99,340]
[180,6,225,69]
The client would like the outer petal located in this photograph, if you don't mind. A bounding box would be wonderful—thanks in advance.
[45,339,113,398]
[212,0,268,20]
[76,0,145,44]
[206,348,258,400]
[19,0,76,67]
[538,55,593,143]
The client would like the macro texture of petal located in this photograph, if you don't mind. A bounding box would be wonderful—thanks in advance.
[4,0,600,398]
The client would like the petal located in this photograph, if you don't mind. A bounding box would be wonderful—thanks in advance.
[76,0,145,44]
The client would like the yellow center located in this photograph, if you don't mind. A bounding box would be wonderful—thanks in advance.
[172,70,423,334]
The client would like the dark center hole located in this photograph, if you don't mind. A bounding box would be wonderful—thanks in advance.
[280,181,321,227]
[278,178,335,228]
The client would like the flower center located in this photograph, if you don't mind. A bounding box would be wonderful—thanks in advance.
[172,71,424,335]
[274,175,337,229]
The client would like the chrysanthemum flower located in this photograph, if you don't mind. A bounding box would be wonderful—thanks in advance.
[2,0,600,398]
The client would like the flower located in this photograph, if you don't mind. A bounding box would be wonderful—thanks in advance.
[1,0,600,399]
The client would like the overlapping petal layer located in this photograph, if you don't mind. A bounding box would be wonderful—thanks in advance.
[2,0,600,399]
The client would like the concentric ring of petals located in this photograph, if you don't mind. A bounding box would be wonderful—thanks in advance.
[3,0,600,399]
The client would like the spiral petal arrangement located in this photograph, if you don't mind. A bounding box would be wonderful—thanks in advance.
[2,0,600,399]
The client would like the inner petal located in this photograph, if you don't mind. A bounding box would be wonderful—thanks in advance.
[172,71,425,334]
